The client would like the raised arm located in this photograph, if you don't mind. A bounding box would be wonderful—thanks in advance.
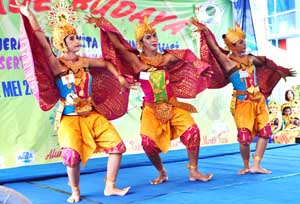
[85,15,147,74]
[14,1,52,56]
[191,17,236,73]
[107,32,147,73]
[13,0,59,72]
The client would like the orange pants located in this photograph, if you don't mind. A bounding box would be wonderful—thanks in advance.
[140,105,196,153]
[57,111,125,167]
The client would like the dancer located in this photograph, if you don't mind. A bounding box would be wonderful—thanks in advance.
[85,15,238,185]
[268,101,283,135]
[14,0,131,202]
[192,18,296,174]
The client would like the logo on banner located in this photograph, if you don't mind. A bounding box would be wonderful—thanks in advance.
[16,151,35,165]
[194,1,224,25]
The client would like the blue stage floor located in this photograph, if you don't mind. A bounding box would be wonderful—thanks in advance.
[1,143,299,204]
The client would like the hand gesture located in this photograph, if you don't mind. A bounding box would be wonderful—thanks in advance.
[190,16,207,32]
[278,68,297,82]
[10,0,31,17]
[117,75,140,93]
[84,15,99,24]
[288,68,297,77]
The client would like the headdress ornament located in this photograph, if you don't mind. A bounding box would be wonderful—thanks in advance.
[291,100,299,108]
[48,0,78,52]
[223,22,245,51]
[281,102,291,112]
[135,17,156,49]
[268,101,278,109]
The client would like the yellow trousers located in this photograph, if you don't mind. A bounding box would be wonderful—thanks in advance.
[234,99,269,138]
[57,111,124,167]
[140,106,196,153]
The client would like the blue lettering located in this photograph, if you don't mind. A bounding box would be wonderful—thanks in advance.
[86,36,92,47]
[2,81,13,97]
[23,80,32,95]
[2,80,23,97]
[79,35,98,49]
[92,38,98,48]
[3,38,9,50]
[0,37,20,51]
[10,37,19,50]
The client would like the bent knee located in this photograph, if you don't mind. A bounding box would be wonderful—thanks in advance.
[180,125,200,150]
[141,135,161,156]
[237,128,252,145]
[257,123,272,139]
[61,148,81,167]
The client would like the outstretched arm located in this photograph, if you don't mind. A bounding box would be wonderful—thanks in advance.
[85,15,147,74]
[88,58,131,89]
[12,0,59,72]
[191,17,236,73]
[251,55,297,81]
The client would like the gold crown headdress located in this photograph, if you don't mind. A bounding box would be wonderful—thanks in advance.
[268,101,278,109]
[48,0,78,52]
[281,102,291,112]
[223,22,245,51]
[135,17,156,49]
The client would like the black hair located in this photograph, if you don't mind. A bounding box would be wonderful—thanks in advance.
[282,106,291,115]
[285,89,295,101]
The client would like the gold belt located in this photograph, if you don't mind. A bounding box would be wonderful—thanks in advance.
[143,97,197,123]
[230,87,264,115]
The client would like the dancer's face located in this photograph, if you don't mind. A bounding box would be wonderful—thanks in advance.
[65,34,81,53]
[233,39,246,53]
[141,32,158,52]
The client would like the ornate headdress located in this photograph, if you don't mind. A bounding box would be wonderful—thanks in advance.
[281,102,291,112]
[48,0,78,52]
[268,101,278,109]
[222,22,245,51]
[135,17,156,49]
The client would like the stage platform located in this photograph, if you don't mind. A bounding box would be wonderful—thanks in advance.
[1,143,299,204]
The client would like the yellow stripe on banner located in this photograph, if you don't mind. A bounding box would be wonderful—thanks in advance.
[92,0,106,10]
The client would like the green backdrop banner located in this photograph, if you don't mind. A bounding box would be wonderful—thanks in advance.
[0,0,235,169]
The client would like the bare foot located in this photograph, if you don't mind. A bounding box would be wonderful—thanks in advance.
[249,166,272,174]
[150,170,168,185]
[237,167,250,175]
[189,171,213,182]
[67,188,80,203]
[104,186,131,196]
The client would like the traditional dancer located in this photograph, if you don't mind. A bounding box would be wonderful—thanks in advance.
[14,0,131,202]
[193,18,296,174]
[85,15,237,184]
